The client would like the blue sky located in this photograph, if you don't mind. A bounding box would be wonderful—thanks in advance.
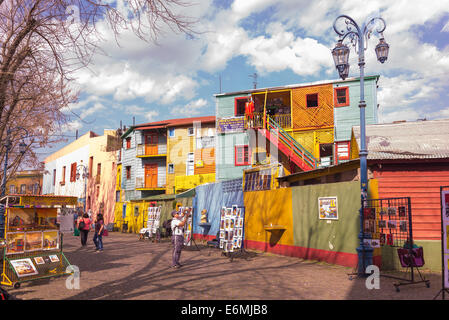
[38,0,449,160]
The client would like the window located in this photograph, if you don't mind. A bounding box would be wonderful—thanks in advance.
[188,127,195,136]
[234,97,248,116]
[89,156,93,178]
[168,163,174,174]
[126,166,131,179]
[9,185,16,194]
[53,169,56,186]
[235,145,250,166]
[126,137,131,149]
[319,143,333,167]
[306,93,319,108]
[116,191,121,202]
[70,162,77,182]
[336,141,350,161]
[61,166,66,185]
[186,153,194,176]
[168,128,175,138]
[334,87,349,107]
[97,163,101,178]
[20,184,26,194]
[33,183,40,195]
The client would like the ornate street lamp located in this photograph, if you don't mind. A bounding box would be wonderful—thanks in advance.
[332,15,389,276]
[76,162,89,213]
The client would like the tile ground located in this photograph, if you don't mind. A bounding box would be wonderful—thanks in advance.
[3,232,443,300]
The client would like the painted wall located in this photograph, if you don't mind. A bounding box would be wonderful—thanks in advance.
[244,188,294,253]
[292,128,334,159]
[333,77,378,142]
[291,181,361,268]
[7,171,43,195]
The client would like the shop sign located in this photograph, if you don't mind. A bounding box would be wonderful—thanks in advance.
[217,117,245,134]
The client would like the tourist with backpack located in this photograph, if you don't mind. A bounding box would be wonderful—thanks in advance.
[77,212,92,248]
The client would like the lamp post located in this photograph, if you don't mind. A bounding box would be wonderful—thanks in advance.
[76,161,89,213]
[331,15,389,275]
[0,127,29,238]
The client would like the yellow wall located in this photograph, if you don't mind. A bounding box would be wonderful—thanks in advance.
[244,188,293,246]
[293,128,334,159]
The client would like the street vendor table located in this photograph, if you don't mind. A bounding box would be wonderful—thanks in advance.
[1,195,77,289]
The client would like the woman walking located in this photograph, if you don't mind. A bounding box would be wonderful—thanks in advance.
[77,212,92,248]
[93,213,105,252]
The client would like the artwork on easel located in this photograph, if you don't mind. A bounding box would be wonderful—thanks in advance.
[25,231,43,252]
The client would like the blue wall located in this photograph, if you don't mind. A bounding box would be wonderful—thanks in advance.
[193,178,244,238]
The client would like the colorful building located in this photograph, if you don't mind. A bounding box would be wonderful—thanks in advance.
[214,76,379,189]
[42,130,121,224]
[6,169,44,195]
[119,116,216,201]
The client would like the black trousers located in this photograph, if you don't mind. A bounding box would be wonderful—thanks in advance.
[80,230,89,246]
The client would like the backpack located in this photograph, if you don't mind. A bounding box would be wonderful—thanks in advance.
[78,219,85,230]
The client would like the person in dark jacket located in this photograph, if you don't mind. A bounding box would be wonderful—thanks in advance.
[93,213,105,252]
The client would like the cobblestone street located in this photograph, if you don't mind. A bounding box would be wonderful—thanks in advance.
[5,232,443,300]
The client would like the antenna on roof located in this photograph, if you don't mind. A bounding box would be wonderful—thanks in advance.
[219,74,222,93]
[249,72,257,89]
[133,117,135,126]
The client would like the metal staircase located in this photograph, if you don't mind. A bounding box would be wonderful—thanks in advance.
[256,115,318,172]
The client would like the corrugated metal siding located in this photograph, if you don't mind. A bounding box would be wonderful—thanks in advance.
[291,84,334,130]
[333,79,378,142]
[216,94,246,118]
[121,132,137,191]
[373,163,449,241]
[293,128,333,158]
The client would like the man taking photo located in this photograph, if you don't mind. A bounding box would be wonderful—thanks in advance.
[171,209,190,268]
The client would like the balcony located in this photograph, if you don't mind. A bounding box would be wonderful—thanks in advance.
[244,113,291,130]
[135,177,165,191]
[136,144,167,158]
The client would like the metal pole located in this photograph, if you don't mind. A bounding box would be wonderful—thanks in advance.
[356,23,373,275]
[0,130,11,239]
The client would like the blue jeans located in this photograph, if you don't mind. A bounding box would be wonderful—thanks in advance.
[93,232,103,250]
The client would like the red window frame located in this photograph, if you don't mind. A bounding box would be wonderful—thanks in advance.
[234,97,248,116]
[126,137,131,149]
[334,87,350,107]
[70,162,77,182]
[235,145,250,166]
[336,141,350,161]
[306,93,319,108]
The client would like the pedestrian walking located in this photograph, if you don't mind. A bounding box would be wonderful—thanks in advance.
[77,212,92,247]
[93,213,105,252]
[170,209,190,268]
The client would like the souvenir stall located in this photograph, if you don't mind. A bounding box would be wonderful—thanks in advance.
[361,197,430,292]
[1,195,77,289]
[219,205,246,258]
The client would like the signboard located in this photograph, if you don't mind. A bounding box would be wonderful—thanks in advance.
[217,117,245,134]
[59,208,75,234]
[318,197,338,220]
[19,196,78,207]
[442,190,449,289]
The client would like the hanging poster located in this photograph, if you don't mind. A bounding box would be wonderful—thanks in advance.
[59,208,75,234]
[318,197,338,220]
[6,232,25,255]
[25,231,43,252]
[10,258,39,278]
[219,205,245,252]
[43,230,59,251]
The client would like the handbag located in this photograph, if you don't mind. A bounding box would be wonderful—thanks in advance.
[103,228,109,236]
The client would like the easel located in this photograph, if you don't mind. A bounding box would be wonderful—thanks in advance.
[433,186,449,300]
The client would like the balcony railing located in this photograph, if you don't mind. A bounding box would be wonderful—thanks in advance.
[244,113,291,129]
[135,176,165,189]
[136,144,166,157]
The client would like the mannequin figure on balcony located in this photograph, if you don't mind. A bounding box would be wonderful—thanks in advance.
[245,95,255,128]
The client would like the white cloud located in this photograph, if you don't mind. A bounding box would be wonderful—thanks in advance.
[172,98,208,116]
[80,102,106,119]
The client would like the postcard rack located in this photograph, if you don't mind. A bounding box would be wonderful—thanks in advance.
[362,196,430,292]
[0,195,76,289]
[219,205,250,261]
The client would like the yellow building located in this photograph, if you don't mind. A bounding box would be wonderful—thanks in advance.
[6,169,44,195]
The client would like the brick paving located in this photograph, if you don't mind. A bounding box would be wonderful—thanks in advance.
[4,232,444,300]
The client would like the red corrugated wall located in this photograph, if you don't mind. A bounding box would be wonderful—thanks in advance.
[372,162,449,241]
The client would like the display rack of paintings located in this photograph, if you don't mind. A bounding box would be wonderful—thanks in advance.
[361,196,430,291]
[219,205,245,254]
[362,197,412,249]
[1,195,76,289]
[146,206,162,238]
